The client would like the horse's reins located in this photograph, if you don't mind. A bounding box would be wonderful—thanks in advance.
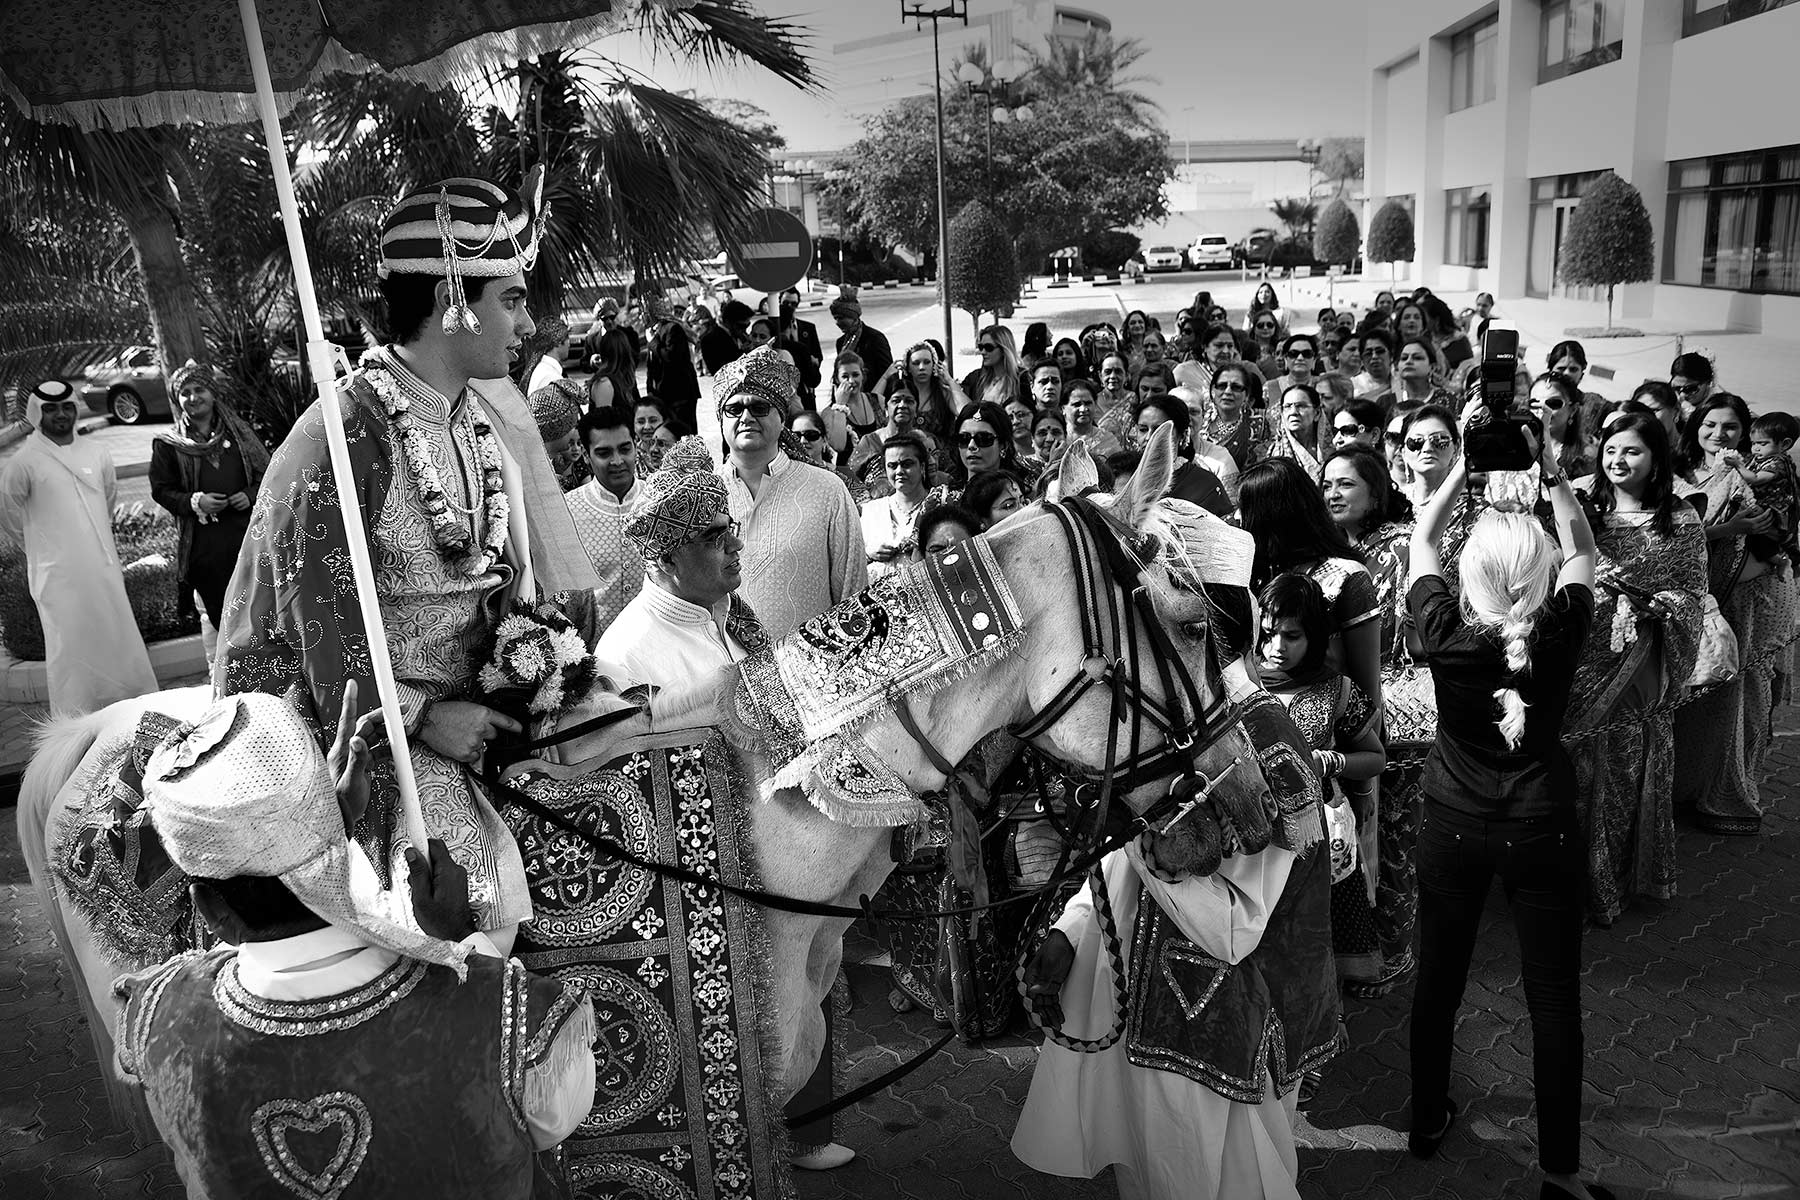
[483,493,1254,1123]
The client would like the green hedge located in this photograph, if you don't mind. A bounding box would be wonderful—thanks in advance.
[0,502,199,661]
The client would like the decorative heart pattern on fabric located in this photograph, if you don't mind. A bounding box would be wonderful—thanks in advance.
[251,1091,373,1200]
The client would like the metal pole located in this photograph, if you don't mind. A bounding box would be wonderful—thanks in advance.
[985,100,994,204]
[932,23,954,360]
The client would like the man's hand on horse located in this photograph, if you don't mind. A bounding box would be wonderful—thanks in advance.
[404,838,477,941]
[328,680,388,832]
[1023,930,1075,1029]
[419,700,523,765]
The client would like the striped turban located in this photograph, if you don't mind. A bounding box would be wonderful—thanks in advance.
[379,170,548,336]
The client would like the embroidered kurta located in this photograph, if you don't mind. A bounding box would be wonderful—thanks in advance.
[1012,844,1305,1200]
[564,478,644,633]
[0,432,157,713]
[859,489,940,578]
[215,349,536,929]
[115,924,594,1200]
[722,453,868,641]
[594,578,748,689]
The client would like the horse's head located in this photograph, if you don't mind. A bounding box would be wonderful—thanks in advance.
[734,423,1277,875]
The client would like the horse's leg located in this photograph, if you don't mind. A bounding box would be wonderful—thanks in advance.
[749,787,894,1103]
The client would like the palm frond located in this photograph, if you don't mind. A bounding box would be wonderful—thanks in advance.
[0,206,147,408]
[622,0,817,91]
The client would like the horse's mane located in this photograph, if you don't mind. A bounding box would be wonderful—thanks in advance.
[1085,493,1253,662]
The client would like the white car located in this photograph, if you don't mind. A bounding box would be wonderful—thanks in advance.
[1187,235,1233,270]
[1142,245,1185,273]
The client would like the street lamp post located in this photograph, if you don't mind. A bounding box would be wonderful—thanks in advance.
[1297,137,1323,202]
[955,58,1031,203]
[783,158,826,286]
[900,0,966,363]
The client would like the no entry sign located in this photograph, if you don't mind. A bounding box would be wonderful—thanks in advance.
[725,207,814,294]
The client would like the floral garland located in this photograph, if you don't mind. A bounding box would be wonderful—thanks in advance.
[477,600,599,717]
[367,365,509,576]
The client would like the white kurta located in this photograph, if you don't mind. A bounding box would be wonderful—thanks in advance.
[859,490,933,580]
[1012,842,1302,1200]
[594,577,746,691]
[565,478,644,633]
[721,453,867,641]
[0,432,156,713]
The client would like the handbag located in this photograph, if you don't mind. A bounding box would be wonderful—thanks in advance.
[1382,615,1438,743]
[1325,795,1359,886]
[1688,593,1740,688]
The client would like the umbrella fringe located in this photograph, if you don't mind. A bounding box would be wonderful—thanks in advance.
[2,3,683,133]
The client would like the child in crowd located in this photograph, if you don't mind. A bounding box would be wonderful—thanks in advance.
[1724,410,1799,561]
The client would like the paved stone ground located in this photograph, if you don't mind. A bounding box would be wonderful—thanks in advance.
[3,718,1796,1199]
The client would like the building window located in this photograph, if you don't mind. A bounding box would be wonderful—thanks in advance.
[1665,144,1800,295]
[1683,0,1799,38]
[1540,0,1625,82]
[1527,171,1606,296]
[1449,17,1499,111]
[1445,187,1493,267]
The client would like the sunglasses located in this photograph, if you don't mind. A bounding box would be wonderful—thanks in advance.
[722,400,776,418]
[978,343,999,353]
[1334,422,1365,435]
[958,431,999,449]
[1405,433,1455,452]
[1286,348,1316,359]
[1214,381,1248,394]
[1538,396,1566,411]
[697,519,741,546]
[1672,382,1703,395]
[796,429,824,442]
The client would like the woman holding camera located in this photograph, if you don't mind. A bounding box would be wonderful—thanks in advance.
[1566,412,1706,922]
[1672,393,1796,835]
[1405,412,1608,1200]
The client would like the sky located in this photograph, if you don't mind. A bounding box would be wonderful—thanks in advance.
[599,0,1368,152]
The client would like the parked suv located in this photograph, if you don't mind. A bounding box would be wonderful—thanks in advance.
[1186,235,1233,270]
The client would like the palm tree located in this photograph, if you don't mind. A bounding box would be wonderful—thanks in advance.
[1017,31,1158,127]
[1270,197,1319,241]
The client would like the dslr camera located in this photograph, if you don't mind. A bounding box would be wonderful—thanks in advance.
[1462,321,1543,473]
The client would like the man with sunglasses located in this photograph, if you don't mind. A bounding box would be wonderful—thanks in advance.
[716,344,867,641]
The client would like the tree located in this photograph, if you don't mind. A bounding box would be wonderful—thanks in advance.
[1017,31,1158,128]
[1367,199,1416,279]
[1314,138,1364,197]
[1270,197,1318,241]
[945,201,1018,336]
[1313,199,1361,267]
[1560,170,1656,329]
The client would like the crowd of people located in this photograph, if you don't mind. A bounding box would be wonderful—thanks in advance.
[5,168,1793,1200]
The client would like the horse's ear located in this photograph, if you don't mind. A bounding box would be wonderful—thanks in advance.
[1115,422,1177,530]
[1054,440,1098,500]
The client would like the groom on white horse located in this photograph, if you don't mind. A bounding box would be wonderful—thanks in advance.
[213,175,580,947]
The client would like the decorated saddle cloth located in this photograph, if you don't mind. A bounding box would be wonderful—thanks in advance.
[731,537,1025,825]
[52,710,202,968]
[498,730,794,1200]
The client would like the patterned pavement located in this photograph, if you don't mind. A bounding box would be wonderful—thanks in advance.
[2,716,1796,1199]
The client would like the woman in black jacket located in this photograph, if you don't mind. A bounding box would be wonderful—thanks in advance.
[1405,407,1613,1200]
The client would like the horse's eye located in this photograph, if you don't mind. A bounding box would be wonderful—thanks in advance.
[1179,621,1208,642]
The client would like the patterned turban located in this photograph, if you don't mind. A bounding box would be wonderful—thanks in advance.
[713,343,799,415]
[828,294,862,321]
[168,358,220,396]
[379,170,548,337]
[528,379,584,442]
[141,693,471,977]
[624,436,730,560]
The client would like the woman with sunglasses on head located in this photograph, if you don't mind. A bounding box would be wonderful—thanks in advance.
[961,325,1026,411]
[1322,446,1422,995]
[1672,392,1795,836]
[1563,412,1706,922]
[1405,406,1611,1200]
[878,341,965,440]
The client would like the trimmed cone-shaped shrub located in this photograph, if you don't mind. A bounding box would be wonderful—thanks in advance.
[1560,170,1656,328]
[1314,199,1361,267]
[1367,199,1416,264]
[945,201,1019,325]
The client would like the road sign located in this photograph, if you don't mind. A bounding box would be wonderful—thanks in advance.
[726,208,815,294]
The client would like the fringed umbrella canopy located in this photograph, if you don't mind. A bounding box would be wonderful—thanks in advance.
[0,0,679,130]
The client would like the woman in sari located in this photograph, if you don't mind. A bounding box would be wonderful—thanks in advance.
[1323,446,1420,995]
[1566,413,1706,922]
[1673,393,1796,835]
[1267,382,1325,477]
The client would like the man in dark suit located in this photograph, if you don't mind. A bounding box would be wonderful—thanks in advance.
[777,286,825,409]
[829,293,893,392]
[700,299,751,375]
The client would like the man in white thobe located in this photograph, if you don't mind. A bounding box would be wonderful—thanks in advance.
[0,379,156,713]
[564,406,644,634]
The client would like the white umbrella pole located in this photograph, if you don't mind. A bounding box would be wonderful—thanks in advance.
[237,0,430,859]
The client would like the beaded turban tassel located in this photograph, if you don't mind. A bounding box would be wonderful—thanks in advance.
[377,167,549,338]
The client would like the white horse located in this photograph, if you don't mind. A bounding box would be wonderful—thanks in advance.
[18,425,1270,1131]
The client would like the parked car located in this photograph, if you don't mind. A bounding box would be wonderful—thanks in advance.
[1186,235,1234,271]
[1142,245,1185,273]
[1237,228,1278,267]
[80,346,168,424]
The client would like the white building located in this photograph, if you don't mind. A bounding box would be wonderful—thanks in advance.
[1365,0,1800,334]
